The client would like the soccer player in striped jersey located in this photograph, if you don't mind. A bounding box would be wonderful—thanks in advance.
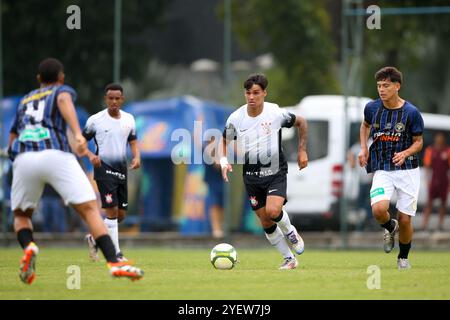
[358,66,424,270]
[221,74,308,270]
[8,58,143,283]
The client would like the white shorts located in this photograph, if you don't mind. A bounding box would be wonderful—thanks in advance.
[11,150,96,211]
[370,168,420,216]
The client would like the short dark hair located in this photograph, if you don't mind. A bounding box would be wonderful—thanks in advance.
[375,66,403,84]
[38,58,64,83]
[104,83,124,94]
[244,74,268,90]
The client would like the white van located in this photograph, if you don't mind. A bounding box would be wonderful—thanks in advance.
[281,95,450,230]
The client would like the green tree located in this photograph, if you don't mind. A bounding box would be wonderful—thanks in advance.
[361,0,450,114]
[2,0,170,112]
[231,0,338,106]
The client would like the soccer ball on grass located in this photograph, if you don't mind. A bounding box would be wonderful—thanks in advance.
[210,243,237,270]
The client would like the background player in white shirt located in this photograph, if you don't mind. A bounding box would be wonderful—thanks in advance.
[221,74,308,269]
[83,83,141,262]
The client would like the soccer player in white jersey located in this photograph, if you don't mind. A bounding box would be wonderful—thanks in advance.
[8,58,143,284]
[83,83,141,262]
[221,74,308,269]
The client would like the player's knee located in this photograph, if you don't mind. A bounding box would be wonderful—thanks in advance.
[104,207,119,219]
[265,206,282,220]
[13,209,34,218]
[260,219,275,229]
[255,212,274,229]
[118,210,126,223]
[371,201,388,216]
[398,213,411,227]
[73,200,99,218]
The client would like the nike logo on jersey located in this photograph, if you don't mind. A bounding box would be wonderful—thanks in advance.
[240,129,248,132]
[122,203,128,207]
[268,189,278,194]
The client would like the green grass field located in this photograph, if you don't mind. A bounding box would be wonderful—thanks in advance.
[0,247,449,300]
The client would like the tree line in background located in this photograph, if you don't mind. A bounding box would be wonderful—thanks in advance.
[2,0,449,114]
[229,0,339,107]
[231,0,450,113]
[2,0,170,112]
[362,0,450,114]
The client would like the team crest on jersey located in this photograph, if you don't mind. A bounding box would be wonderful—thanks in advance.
[105,193,113,204]
[249,196,258,207]
[395,122,405,132]
[261,122,272,135]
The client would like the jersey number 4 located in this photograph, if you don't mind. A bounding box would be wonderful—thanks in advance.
[25,100,46,124]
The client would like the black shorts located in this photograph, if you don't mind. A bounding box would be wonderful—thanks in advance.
[96,180,128,210]
[243,171,287,211]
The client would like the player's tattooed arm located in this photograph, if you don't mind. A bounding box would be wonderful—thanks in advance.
[295,115,308,170]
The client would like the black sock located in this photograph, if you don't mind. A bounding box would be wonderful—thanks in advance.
[95,235,118,263]
[271,211,283,223]
[381,219,395,233]
[17,228,34,249]
[264,224,277,234]
[398,241,411,259]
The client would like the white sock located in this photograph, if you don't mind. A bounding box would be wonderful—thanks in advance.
[265,226,294,259]
[276,210,295,235]
[104,218,120,254]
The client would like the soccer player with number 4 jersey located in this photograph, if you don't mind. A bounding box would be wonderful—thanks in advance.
[8,58,143,284]
[358,66,424,270]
